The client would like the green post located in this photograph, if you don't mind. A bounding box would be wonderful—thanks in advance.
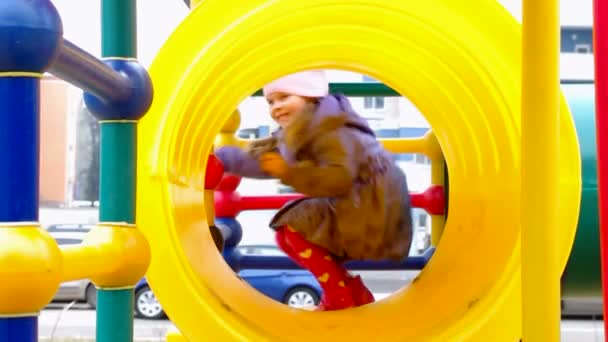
[96,289,135,342]
[96,123,137,342]
[99,123,137,223]
[97,1,140,342]
[102,0,137,57]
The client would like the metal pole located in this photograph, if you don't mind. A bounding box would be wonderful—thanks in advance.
[49,39,132,103]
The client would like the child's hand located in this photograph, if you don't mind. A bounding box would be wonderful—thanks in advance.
[259,152,288,177]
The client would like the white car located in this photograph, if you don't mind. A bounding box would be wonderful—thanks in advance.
[46,224,97,308]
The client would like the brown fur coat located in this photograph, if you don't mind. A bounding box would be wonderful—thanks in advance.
[216,94,413,261]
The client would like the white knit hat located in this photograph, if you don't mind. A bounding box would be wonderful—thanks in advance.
[263,70,329,98]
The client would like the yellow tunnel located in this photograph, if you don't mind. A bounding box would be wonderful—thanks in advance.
[136,0,581,341]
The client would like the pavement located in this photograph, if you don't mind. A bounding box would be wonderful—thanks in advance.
[40,307,173,341]
[38,304,605,342]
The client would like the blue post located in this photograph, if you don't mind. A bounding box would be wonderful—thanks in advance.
[216,217,243,270]
[0,77,40,222]
[0,318,37,342]
[0,1,63,342]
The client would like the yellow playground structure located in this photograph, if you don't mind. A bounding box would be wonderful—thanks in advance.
[0,0,588,341]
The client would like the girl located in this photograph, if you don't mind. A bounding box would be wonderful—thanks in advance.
[215,70,413,310]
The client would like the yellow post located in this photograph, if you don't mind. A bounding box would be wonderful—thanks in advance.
[426,131,446,246]
[521,0,561,340]
[382,131,446,245]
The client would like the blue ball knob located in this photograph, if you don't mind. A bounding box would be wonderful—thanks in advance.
[0,0,63,72]
[84,59,153,121]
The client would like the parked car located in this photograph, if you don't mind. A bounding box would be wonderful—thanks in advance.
[133,278,165,319]
[47,223,96,231]
[233,245,322,308]
[132,245,322,319]
[45,224,322,319]
[46,224,97,308]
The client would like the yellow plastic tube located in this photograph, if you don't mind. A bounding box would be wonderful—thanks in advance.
[61,224,150,287]
[521,0,562,340]
[137,0,581,340]
[61,245,111,282]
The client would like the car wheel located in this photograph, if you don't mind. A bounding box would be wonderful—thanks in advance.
[134,285,165,319]
[283,286,320,308]
[86,284,97,309]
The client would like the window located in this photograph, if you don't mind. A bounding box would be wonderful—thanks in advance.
[237,128,259,139]
[415,154,431,165]
[237,126,271,139]
[561,27,593,53]
[364,97,385,109]
[418,214,428,227]
[362,75,385,110]
[574,44,591,53]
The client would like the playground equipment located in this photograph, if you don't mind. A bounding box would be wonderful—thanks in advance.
[1,0,605,341]
[0,1,151,341]
[137,0,580,341]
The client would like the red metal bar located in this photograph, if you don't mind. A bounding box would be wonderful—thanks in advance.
[239,194,305,210]
[593,0,608,335]
[410,185,445,215]
[235,186,445,215]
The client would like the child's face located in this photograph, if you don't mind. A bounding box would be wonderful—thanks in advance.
[266,92,311,129]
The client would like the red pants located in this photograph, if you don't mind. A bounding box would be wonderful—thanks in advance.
[275,226,374,310]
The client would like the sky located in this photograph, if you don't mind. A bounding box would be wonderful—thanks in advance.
[48,0,594,69]
[499,0,593,25]
[50,1,190,67]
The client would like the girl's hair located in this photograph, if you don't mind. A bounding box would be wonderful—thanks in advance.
[302,97,320,115]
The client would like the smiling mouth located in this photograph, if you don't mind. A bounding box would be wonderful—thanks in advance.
[276,114,289,122]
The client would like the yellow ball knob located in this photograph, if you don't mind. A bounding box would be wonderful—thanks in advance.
[220,110,241,134]
[0,225,62,314]
[83,224,150,288]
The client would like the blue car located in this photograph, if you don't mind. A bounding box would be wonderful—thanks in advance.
[239,269,321,307]
[232,245,322,308]
[45,224,323,319]
[133,245,322,319]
